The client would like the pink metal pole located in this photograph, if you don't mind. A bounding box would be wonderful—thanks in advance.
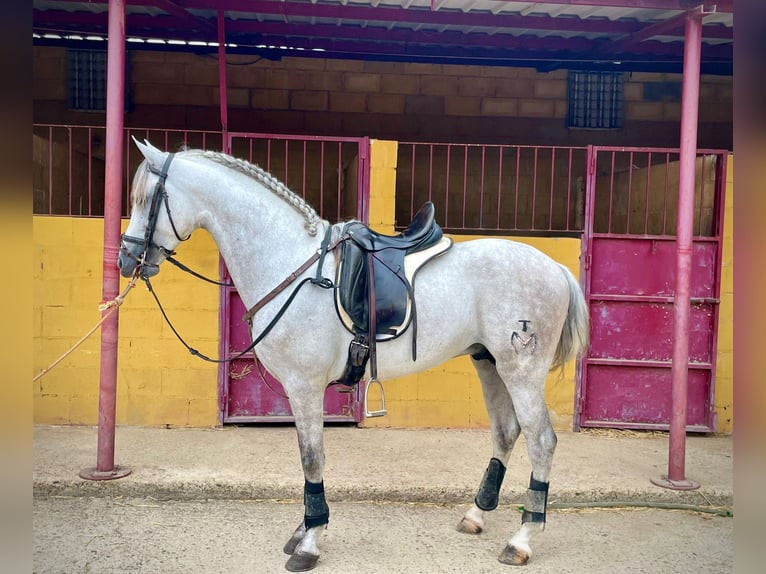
[80,0,131,481]
[218,10,230,154]
[652,6,705,491]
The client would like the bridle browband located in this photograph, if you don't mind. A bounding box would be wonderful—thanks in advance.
[120,153,190,275]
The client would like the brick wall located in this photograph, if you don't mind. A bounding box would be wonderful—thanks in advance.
[33,47,732,150]
[33,218,220,427]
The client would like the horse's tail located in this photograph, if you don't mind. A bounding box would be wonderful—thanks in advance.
[551,264,590,372]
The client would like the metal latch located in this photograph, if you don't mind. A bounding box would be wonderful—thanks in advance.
[364,378,387,418]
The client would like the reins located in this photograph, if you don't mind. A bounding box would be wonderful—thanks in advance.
[141,225,344,365]
[121,152,349,406]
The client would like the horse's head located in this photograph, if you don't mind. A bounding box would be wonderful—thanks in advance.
[118,138,191,278]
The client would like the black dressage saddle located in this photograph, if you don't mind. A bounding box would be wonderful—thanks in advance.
[333,202,453,387]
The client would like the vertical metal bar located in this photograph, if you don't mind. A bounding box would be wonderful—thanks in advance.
[359,137,371,225]
[496,146,504,230]
[566,148,573,231]
[697,153,706,236]
[444,144,451,227]
[705,152,727,430]
[124,129,130,215]
[653,8,704,491]
[644,152,652,234]
[531,147,538,229]
[574,145,598,431]
[478,146,485,229]
[336,141,342,222]
[663,152,670,234]
[217,10,230,154]
[319,141,325,219]
[626,151,634,233]
[302,140,307,199]
[514,146,520,230]
[266,139,271,172]
[80,0,130,481]
[284,139,289,185]
[667,13,702,479]
[549,147,556,231]
[48,126,53,214]
[410,144,416,221]
[608,151,616,233]
[428,144,433,203]
[67,127,73,216]
[88,128,93,216]
[462,145,468,229]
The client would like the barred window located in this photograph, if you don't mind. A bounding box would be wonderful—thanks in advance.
[67,49,108,111]
[567,71,624,130]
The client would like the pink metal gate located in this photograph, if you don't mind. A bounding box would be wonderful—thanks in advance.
[218,132,371,424]
[577,146,727,431]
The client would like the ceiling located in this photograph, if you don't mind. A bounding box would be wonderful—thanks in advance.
[33,0,734,74]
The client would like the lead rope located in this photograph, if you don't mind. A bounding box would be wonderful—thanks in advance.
[32,275,139,383]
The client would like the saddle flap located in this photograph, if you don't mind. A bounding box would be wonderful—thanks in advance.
[335,235,453,340]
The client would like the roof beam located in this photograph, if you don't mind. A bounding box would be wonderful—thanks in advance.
[483,0,732,12]
[150,0,216,34]
[35,1,732,40]
[177,0,646,35]
[609,6,699,51]
[32,7,732,59]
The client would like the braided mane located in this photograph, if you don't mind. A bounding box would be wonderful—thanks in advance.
[130,148,323,236]
[195,149,323,237]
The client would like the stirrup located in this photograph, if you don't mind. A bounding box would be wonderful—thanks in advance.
[364,378,387,418]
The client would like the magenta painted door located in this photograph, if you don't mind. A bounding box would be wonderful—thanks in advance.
[576,147,727,432]
[217,133,370,424]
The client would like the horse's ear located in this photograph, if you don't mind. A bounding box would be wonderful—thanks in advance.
[132,136,167,168]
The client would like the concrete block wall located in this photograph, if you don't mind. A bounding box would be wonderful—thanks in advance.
[33,47,732,151]
[33,218,220,427]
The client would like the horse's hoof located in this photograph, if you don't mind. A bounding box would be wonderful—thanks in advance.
[456,517,483,535]
[283,533,302,555]
[498,544,530,566]
[285,551,319,572]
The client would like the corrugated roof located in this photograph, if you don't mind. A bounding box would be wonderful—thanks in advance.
[33,1,733,74]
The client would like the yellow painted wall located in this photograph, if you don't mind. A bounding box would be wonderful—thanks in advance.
[365,139,582,429]
[714,155,733,432]
[33,218,220,427]
[32,142,733,432]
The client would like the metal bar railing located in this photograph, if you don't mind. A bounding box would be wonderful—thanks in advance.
[396,142,588,236]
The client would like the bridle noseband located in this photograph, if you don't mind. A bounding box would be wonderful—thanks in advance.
[120,153,190,276]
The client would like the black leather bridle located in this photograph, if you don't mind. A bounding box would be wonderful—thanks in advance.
[119,151,338,368]
[120,153,190,277]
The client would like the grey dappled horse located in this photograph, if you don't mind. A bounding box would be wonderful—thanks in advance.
[118,140,589,571]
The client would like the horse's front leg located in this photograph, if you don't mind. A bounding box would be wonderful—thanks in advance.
[282,386,329,572]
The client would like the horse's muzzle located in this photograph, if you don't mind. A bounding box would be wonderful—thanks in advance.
[117,250,138,278]
[118,239,160,278]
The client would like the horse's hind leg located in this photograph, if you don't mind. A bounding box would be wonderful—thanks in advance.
[458,354,521,535]
[496,362,557,566]
[281,386,329,572]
